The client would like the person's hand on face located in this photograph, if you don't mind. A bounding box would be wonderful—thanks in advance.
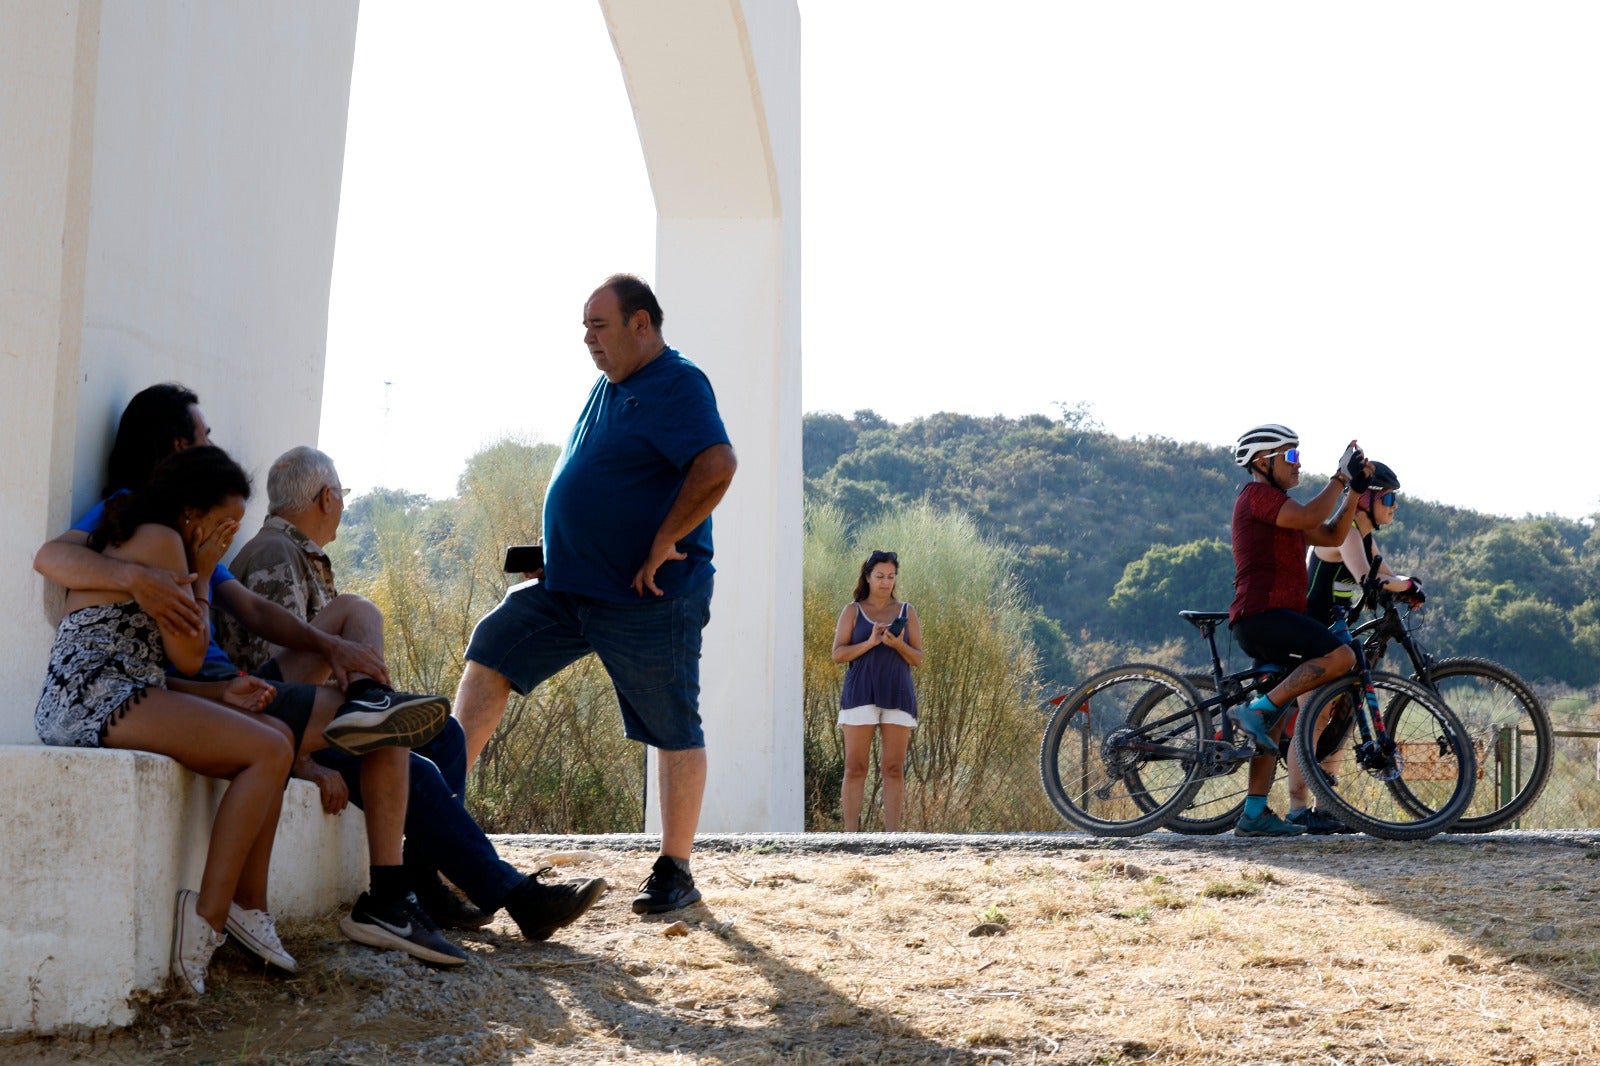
[188,515,240,572]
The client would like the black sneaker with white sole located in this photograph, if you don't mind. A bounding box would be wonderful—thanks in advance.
[338,891,468,967]
[323,689,450,756]
[631,855,702,915]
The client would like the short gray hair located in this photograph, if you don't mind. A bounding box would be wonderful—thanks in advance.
[267,446,339,515]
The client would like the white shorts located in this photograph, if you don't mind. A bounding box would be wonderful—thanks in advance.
[838,704,918,729]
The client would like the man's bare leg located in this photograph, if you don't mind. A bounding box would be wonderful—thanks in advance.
[658,746,706,860]
[454,660,513,771]
[274,593,385,685]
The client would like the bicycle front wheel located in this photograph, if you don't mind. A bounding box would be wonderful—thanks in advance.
[1293,672,1476,840]
[1040,664,1209,836]
[1417,657,1552,833]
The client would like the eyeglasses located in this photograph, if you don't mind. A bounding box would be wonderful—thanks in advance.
[868,550,898,565]
[1379,491,1398,507]
[324,485,351,500]
[1279,448,1300,464]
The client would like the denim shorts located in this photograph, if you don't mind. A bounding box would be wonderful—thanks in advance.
[465,578,713,750]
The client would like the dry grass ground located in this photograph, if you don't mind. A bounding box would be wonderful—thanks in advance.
[8,833,1600,1065]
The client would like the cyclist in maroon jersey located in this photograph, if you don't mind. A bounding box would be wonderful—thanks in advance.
[1225,423,1372,836]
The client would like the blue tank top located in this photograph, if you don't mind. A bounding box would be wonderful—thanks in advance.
[839,602,918,718]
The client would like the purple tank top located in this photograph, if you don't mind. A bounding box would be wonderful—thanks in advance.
[839,602,918,718]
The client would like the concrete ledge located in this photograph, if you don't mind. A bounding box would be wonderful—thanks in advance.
[0,744,367,1036]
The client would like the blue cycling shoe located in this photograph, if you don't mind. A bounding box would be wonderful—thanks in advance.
[1227,696,1281,752]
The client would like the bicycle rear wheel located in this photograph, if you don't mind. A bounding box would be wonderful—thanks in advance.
[1293,672,1475,840]
[1039,664,1209,836]
[1159,674,1249,836]
[1416,657,1551,833]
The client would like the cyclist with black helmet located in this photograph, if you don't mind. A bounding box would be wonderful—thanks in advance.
[1284,460,1426,833]
[1226,423,1372,836]
[1306,460,1423,627]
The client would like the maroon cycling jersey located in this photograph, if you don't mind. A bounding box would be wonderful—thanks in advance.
[1229,481,1308,623]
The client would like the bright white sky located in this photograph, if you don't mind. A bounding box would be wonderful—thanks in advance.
[321,2,1600,522]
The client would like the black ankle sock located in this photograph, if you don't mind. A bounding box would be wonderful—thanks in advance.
[370,865,408,904]
[345,677,387,704]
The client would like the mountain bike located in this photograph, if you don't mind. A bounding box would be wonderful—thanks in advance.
[1351,565,1551,833]
[1040,605,1478,839]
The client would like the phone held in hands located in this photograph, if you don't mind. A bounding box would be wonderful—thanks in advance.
[503,544,544,574]
[887,616,906,638]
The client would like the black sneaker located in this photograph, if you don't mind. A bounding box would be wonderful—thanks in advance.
[324,689,450,756]
[631,856,702,916]
[338,891,468,967]
[503,869,607,941]
[1287,807,1353,835]
[413,872,493,931]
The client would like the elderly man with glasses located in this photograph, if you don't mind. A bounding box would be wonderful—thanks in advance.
[220,445,606,945]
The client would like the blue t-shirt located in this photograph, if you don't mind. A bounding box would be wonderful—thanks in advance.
[72,495,240,676]
[542,349,730,603]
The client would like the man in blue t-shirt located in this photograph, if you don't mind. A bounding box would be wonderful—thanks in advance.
[454,274,737,917]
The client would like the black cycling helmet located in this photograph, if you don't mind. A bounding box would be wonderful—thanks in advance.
[1366,461,1400,492]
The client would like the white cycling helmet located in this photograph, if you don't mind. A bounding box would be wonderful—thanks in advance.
[1234,424,1298,467]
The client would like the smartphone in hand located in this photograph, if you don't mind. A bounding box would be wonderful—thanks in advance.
[887,616,906,638]
[503,544,544,574]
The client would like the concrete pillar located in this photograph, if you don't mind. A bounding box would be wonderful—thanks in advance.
[0,0,100,741]
[601,0,804,832]
[1,0,364,1033]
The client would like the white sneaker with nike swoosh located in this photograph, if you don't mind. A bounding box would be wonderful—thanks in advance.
[339,891,467,967]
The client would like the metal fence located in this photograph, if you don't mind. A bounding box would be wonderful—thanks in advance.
[1502,727,1600,830]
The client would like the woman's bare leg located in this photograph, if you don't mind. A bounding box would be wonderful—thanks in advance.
[878,725,914,832]
[103,690,294,930]
[231,715,295,911]
[840,724,876,831]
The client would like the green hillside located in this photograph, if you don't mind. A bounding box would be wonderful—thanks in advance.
[804,409,1600,690]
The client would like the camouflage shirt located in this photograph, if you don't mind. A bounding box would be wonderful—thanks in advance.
[216,515,336,674]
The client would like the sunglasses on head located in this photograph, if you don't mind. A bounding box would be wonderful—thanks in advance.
[868,550,898,565]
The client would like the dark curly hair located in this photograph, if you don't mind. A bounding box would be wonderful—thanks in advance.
[91,446,251,551]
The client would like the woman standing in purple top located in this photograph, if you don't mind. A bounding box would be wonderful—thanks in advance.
[831,550,924,831]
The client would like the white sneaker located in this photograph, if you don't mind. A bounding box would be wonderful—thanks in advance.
[172,890,225,996]
[226,902,298,973]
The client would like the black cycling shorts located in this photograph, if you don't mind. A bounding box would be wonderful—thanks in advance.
[1230,608,1343,669]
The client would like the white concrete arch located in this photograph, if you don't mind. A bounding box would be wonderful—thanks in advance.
[1,0,800,1031]
[602,0,804,835]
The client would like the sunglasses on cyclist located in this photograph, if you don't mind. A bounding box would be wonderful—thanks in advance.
[1277,447,1299,464]
[1378,491,1398,507]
